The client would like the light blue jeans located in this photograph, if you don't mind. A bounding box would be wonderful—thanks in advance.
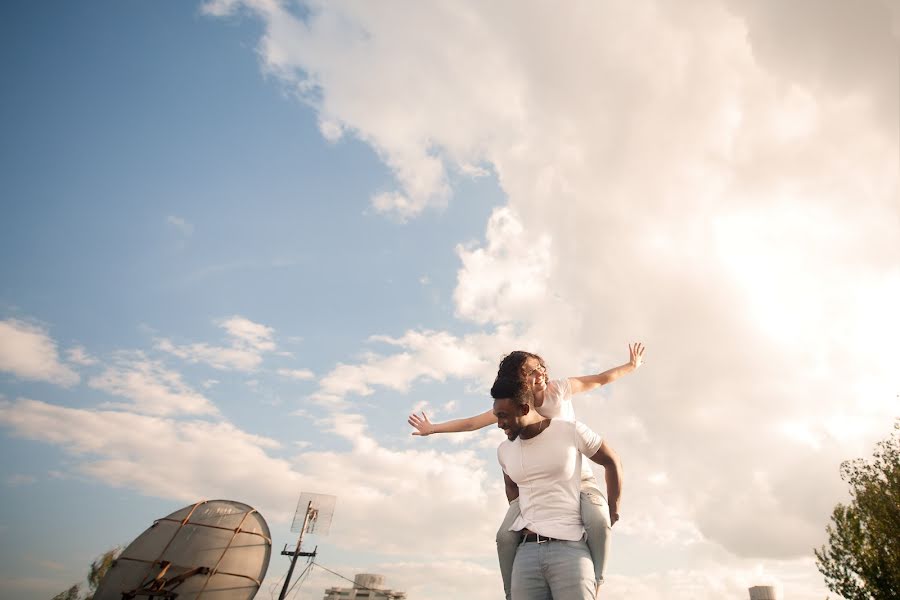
[497,491,611,600]
[511,537,595,600]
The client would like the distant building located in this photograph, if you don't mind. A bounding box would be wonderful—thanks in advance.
[749,585,778,600]
[323,573,407,600]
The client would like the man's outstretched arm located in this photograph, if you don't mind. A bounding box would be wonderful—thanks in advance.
[569,342,645,395]
[589,441,623,526]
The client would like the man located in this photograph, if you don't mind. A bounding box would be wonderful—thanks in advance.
[493,376,622,600]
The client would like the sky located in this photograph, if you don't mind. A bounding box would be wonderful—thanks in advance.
[0,1,898,599]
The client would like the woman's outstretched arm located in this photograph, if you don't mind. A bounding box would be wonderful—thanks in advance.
[568,342,645,395]
[408,408,497,436]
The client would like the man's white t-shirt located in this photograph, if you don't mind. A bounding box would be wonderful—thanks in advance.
[535,379,597,486]
[497,419,603,541]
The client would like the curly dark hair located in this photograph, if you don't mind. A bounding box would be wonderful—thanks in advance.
[496,350,547,380]
[490,375,533,407]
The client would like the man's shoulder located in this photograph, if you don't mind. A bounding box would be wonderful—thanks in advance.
[548,418,577,432]
[497,438,518,453]
[549,419,598,442]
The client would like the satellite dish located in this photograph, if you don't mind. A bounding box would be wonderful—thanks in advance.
[93,499,271,600]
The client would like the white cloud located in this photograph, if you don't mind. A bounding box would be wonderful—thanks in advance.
[198,0,898,595]
[156,338,264,371]
[0,397,836,600]
[600,559,827,600]
[277,368,315,380]
[0,319,80,387]
[310,329,506,405]
[0,399,507,565]
[65,345,97,366]
[88,354,219,417]
[6,474,36,486]
[220,315,275,351]
[0,398,284,503]
[166,215,194,235]
[454,207,565,327]
[157,315,276,371]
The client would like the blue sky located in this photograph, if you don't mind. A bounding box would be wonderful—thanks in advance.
[2,1,898,599]
[0,1,500,594]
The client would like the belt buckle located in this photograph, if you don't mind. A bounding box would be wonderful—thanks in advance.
[536,534,547,544]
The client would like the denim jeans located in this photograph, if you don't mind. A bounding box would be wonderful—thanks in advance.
[511,537,596,600]
[496,491,611,600]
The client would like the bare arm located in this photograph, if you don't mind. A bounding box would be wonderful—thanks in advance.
[568,342,644,395]
[503,472,520,503]
[408,408,497,436]
[588,440,623,526]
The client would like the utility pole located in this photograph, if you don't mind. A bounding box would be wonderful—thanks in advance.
[278,493,336,600]
[278,502,316,600]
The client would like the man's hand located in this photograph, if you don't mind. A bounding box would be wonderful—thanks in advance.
[629,342,645,369]
[408,411,434,436]
[609,503,620,526]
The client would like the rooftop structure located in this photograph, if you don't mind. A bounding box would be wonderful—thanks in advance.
[323,573,407,600]
[749,585,778,600]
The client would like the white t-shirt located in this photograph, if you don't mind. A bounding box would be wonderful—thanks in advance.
[497,419,604,540]
[534,378,576,421]
[535,379,597,485]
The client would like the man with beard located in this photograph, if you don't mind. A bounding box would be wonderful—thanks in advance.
[492,376,622,600]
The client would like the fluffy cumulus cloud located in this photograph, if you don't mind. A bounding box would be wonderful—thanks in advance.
[65,345,97,366]
[156,315,277,371]
[277,367,315,380]
[310,327,532,405]
[0,398,510,600]
[201,0,898,597]
[88,353,219,416]
[0,319,80,387]
[0,398,290,503]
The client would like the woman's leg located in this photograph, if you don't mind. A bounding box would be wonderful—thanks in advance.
[496,499,523,600]
[581,489,612,593]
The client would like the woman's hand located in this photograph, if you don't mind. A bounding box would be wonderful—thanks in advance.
[408,411,435,436]
[628,342,645,369]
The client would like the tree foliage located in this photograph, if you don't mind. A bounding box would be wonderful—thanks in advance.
[50,547,121,600]
[51,585,80,600]
[83,547,120,600]
[815,420,900,600]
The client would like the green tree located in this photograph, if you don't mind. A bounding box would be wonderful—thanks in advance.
[50,585,80,600]
[50,547,121,600]
[83,547,121,600]
[815,420,900,600]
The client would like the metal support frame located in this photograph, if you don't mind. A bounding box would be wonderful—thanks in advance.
[277,502,317,600]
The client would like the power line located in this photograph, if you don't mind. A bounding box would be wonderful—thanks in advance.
[271,555,313,600]
[269,568,288,600]
[311,561,387,593]
[286,562,313,599]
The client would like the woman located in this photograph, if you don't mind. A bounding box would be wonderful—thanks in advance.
[408,343,644,599]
